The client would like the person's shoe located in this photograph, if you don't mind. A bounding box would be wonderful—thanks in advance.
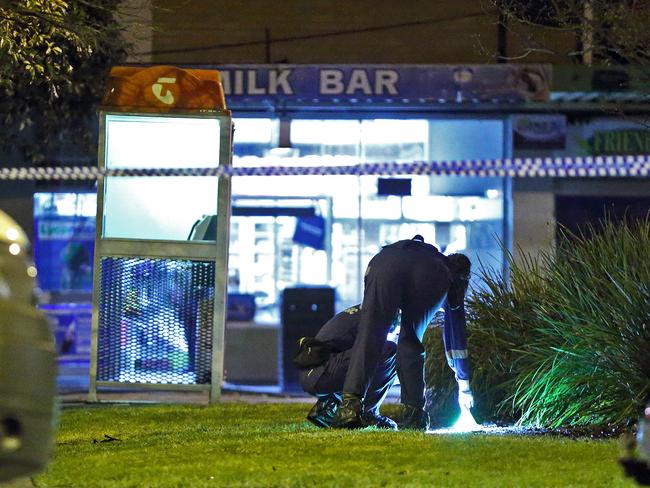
[306,395,340,428]
[398,404,429,431]
[361,408,398,430]
[331,393,364,429]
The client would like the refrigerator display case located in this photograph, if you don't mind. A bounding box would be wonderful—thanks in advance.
[228,196,333,322]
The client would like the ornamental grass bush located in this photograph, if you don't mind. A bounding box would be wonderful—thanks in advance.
[424,218,650,429]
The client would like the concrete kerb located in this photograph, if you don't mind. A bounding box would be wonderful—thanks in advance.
[58,389,314,409]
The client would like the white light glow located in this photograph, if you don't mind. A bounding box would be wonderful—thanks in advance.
[265,147,299,158]
[106,115,220,169]
[444,224,468,254]
[34,193,97,218]
[361,119,428,144]
[104,176,218,240]
[8,243,20,255]
[402,196,456,221]
[233,118,275,144]
[362,196,402,220]
[426,408,482,435]
[458,197,503,221]
[452,408,481,432]
[27,266,38,278]
[103,115,221,241]
[291,120,360,145]
[5,227,19,241]
[427,424,528,436]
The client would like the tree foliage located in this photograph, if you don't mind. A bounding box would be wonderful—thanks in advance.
[0,0,128,164]
[491,0,650,64]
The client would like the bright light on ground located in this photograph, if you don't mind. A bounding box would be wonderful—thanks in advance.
[452,407,481,432]
[426,409,534,436]
[427,407,485,435]
[427,424,531,436]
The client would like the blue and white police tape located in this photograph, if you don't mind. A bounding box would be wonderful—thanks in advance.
[1,155,650,180]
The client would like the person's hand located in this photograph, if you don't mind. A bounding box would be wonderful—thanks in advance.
[457,379,474,410]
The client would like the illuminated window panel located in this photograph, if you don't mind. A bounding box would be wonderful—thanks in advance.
[232,118,277,157]
[103,115,221,241]
[233,118,275,144]
[34,193,97,217]
[428,120,504,161]
[291,120,361,146]
[458,197,504,222]
[106,115,220,169]
[361,119,428,162]
[401,196,457,222]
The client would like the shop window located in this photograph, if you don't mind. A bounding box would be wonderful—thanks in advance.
[360,119,428,162]
[291,120,361,157]
[233,118,277,157]
[34,193,97,294]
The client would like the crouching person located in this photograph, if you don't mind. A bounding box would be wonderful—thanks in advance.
[294,305,398,429]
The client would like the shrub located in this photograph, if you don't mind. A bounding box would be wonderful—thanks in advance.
[425,218,650,428]
[424,248,550,425]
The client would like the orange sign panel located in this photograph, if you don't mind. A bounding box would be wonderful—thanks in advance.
[102,66,227,111]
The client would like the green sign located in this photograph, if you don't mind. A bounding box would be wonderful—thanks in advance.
[578,129,650,155]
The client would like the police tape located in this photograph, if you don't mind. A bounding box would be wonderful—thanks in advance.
[2,155,650,180]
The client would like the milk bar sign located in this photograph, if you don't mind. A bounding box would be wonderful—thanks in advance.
[213,64,551,103]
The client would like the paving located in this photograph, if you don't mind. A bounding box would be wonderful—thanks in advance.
[59,386,403,408]
[59,389,313,408]
[57,358,402,408]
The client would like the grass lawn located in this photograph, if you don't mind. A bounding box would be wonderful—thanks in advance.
[35,403,637,487]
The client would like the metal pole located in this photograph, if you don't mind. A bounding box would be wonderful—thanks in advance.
[325,196,333,284]
[274,216,280,294]
[357,123,364,303]
[88,113,107,403]
[502,116,513,283]
[210,116,233,404]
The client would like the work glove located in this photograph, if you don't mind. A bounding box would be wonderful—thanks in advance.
[457,379,474,411]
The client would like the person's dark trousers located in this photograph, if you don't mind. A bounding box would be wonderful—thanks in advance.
[300,341,397,412]
[342,246,451,408]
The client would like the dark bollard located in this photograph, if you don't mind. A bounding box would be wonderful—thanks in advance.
[0,210,57,483]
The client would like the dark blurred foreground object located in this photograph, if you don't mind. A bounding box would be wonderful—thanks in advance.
[621,402,650,486]
[0,210,57,483]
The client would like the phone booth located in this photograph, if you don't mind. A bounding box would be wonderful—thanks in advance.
[88,66,232,403]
